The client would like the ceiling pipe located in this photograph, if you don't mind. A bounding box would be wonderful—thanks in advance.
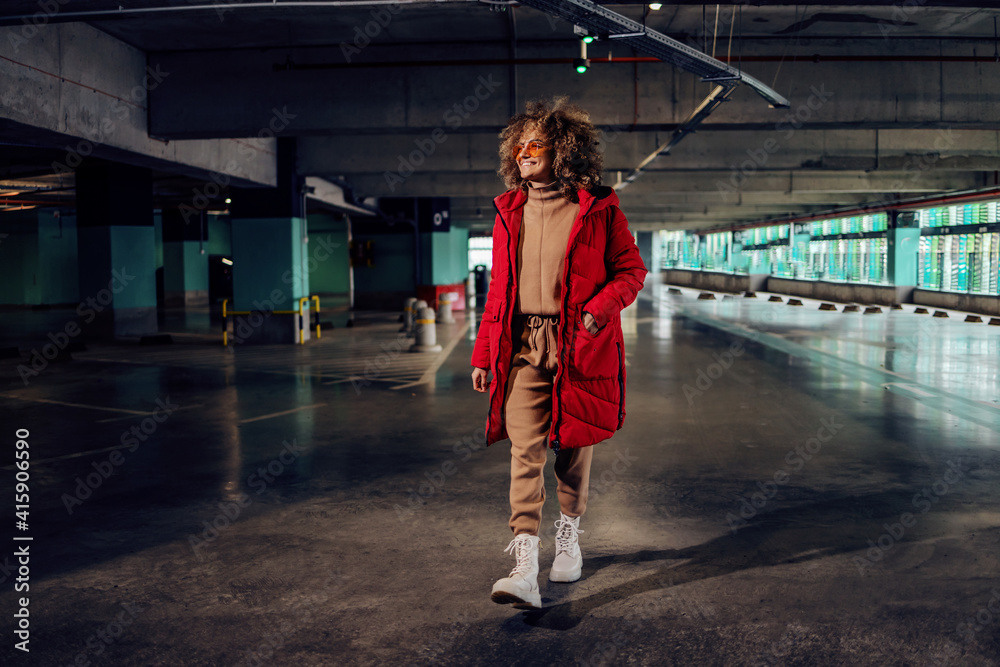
[276,54,1000,71]
[0,1,445,25]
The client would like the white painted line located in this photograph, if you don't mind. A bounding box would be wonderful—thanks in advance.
[0,394,152,416]
[392,320,471,390]
[238,402,327,424]
[882,382,936,399]
[0,443,137,469]
[95,404,204,423]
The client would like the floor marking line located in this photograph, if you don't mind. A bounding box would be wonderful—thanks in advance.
[0,394,153,415]
[95,404,204,423]
[392,320,471,390]
[882,383,936,399]
[238,402,327,424]
[1,443,137,469]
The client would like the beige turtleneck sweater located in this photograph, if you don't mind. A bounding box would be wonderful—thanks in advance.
[515,182,580,316]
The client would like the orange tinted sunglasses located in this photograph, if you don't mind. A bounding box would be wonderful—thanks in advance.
[514,140,550,160]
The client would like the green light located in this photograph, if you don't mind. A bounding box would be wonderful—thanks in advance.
[582,35,594,44]
[576,64,588,73]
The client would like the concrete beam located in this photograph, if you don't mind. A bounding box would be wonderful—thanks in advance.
[298,128,1000,187]
[149,36,1000,138]
[0,23,277,186]
[340,169,983,198]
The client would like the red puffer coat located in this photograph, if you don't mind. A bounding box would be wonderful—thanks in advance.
[471,185,648,450]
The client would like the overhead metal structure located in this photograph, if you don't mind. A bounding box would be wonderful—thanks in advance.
[516,0,790,190]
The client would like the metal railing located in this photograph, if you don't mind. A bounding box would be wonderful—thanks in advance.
[221,295,321,346]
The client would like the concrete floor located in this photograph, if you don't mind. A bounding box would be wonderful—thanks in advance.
[2,286,1000,666]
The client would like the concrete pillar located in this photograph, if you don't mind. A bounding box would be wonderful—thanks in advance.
[791,225,811,279]
[162,207,209,307]
[228,138,310,344]
[75,161,158,337]
[731,242,745,274]
[887,213,921,303]
[636,231,656,295]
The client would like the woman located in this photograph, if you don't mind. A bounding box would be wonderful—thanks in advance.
[471,98,647,609]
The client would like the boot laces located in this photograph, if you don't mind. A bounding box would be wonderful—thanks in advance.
[554,516,583,556]
[503,535,538,576]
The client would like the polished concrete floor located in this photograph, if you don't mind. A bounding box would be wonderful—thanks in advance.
[2,285,1000,666]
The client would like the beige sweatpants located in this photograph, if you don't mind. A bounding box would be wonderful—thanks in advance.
[503,314,594,536]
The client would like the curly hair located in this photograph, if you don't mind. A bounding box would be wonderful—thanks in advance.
[497,97,603,203]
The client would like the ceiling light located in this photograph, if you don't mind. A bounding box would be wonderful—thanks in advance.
[649,3,662,9]
[573,24,596,43]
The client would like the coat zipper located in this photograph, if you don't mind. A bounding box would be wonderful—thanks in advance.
[616,341,625,426]
[490,202,516,433]
[551,194,602,451]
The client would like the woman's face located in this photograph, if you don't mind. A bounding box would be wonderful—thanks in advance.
[515,128,555,184]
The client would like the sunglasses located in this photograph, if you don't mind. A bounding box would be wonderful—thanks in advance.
[514,140,550,160]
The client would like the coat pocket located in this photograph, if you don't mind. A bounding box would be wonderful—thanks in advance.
[568,320,619,380]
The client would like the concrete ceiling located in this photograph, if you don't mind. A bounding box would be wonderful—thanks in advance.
[2,1,1000,231]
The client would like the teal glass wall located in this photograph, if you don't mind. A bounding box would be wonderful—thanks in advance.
[917,202,1000,295]
[657,201,1000,295]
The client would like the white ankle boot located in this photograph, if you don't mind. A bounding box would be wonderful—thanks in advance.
[549,513,583,583]
[491,534,542,609]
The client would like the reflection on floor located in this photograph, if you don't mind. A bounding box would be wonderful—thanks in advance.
[1,285,999,665]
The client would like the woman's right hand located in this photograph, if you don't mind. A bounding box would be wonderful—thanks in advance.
[471,368,490,392]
